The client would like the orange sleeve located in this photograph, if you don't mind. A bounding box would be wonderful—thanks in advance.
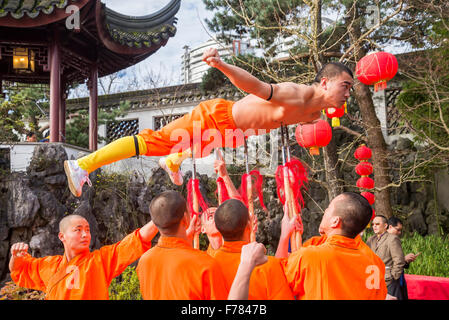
[99,228,152,282]
[10,255,60,292]
[265,258,295,300]
[281,250,306,297]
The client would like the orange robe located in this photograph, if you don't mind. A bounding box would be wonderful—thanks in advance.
[137,236,228,300]
[212,241,294,300]
[10,229,151,300]
[282,234,387,300]
[303,234,327,247]
[206,243,220,258]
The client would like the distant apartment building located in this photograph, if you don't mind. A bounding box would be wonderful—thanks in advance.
[181,38,253,84]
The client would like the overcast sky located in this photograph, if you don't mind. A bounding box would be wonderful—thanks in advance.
[102,0,215,85]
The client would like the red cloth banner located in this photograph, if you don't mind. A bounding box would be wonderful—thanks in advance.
[405,274,449,300]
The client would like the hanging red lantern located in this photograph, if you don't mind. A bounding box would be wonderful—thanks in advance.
[325,102,346,127]
[361,191,375,205]
[295,119,332,156]
[354,144,372,161]
[355,51,398,92]
[355,162,373,176]
[357,176,374,190]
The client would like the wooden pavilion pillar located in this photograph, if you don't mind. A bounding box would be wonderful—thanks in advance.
[49,30,61,143]
[59,80,67,143]
[88,63,98,151]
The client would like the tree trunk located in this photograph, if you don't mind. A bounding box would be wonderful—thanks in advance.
[347,5,394,218]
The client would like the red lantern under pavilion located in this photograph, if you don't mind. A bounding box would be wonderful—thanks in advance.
[295,119,332,156]
[355,51,398,92]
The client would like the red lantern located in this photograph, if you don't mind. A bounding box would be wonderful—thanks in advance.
[354,144,372,161]
[295,119,332,156]
[355,51,398,92]
[355,162,373,176]
[325,102,346,127]
[361,191,375,205]
[357,177,374,189]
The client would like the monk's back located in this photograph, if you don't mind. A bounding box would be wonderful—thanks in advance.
[136,237,228,300]
[283,234,387,300]
[213,241,294,300]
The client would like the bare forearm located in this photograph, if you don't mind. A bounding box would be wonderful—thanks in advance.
[275,235,290,259]
[221,175,241,200]
[215,61,269,99]
[228,262,254,300]
[9,256,24,273]
[139,221,158,243]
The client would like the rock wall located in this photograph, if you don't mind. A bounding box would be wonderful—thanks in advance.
[1,142,448,283]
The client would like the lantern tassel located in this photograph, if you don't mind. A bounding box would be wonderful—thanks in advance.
[331,117,340,127]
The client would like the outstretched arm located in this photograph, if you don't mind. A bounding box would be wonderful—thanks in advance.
[203,48,315,109]
[139,220,159,243]
[9,242,29,273]
[275,203,303,258]
[214,159,241,200]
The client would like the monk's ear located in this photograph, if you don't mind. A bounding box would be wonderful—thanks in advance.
[330,215,341,229]
[320,77,328,90]
[58,232,65,243]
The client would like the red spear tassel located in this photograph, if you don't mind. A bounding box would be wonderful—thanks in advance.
[187,179,209,216]
[275,159,308,210]
[215,177,230,204]
[239,170,268,211]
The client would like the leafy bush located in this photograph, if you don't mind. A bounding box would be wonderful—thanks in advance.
[0,281,45,300]
[108,266,142,300]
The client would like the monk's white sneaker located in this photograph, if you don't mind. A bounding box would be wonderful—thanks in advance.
[64,160,91,197]
[158,157,184,186]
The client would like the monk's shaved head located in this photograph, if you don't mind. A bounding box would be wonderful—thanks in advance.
[59,214,88,233]
[332,192,372,238]
[149,191,187,234]
[215,199,249,241]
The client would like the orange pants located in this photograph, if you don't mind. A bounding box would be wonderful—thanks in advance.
[138,98,240,158]
[77,99,242,173]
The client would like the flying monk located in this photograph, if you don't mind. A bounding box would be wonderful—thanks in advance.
[64,47,354,197]
[277,192,388,300]
[205,199,295,300]
[9,214,158,300]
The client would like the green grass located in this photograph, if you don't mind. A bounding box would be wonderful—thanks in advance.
[401,233,449,278]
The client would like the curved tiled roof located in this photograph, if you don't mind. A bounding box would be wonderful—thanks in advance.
[103,0,180,48]
[0,0,78,19]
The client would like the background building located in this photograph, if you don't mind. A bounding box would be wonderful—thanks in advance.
[181,38,253,84]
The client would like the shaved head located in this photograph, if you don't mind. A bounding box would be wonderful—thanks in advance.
[314,62,353,83]
[215,199,249,241]
[59,215,88,233]
[149,191,187,234]
[332,192,373,238]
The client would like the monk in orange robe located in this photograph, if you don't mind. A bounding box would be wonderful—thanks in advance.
[9,214,158,300]
[136,190,229,300]
[278,192,388,300]
[205,199,294,300]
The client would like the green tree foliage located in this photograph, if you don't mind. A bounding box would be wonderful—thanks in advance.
[396,8,449,174]
[108,266,142,300]
[0,83,48,141]
[65,101,131,149]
